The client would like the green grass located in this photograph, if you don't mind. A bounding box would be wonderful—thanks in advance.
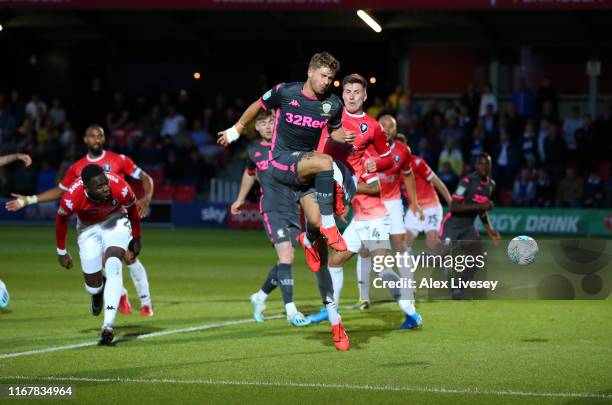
[0,226,611,404]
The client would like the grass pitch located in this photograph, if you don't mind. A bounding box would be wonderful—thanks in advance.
[0,226,611,404]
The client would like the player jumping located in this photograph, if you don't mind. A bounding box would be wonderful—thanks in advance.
[56,164,141,345]
[6,125,155,316]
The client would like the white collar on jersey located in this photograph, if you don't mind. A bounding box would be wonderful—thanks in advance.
[87,150,106,162]
[343,108,366,118]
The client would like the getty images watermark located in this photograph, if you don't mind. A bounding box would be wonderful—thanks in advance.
[370,250,500,291]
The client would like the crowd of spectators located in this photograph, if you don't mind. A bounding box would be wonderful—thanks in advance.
[0,76,611,207]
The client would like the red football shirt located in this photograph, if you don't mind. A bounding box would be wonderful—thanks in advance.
[402,156,440,208]
[376,141,413,201]
[59,150,142,190]
[56,173,141,250]
[317,109,391,178]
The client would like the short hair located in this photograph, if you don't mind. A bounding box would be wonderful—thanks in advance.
[342,73,367,90]
[309,52,340,74]
[255,110,274,122]
[476,153,491,162]
[81,164,105,185]
[395,133,407,144]
[85,125,105,137]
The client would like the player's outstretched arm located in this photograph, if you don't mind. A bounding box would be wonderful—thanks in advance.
[431,174,452,206]
[357,179,380,196]
[5,186,64,211]
[217,100,262,146]
[0,153,32,168]
[403,172,424,221]
[136,171,154,218]
[55,211,73,269]
[231,170,257,215]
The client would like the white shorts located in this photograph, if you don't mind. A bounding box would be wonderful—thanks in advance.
[404,204,443,236]
[77,214,133,274]
[383,199,405,235]
[343,216,391,254]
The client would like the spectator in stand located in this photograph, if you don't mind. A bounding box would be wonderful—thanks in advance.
[493,130,520,190]
[562,106,584,158]
[140,104,162,137]
[159,92,170,116]
[469,126,486,165]
[584,172,605,208]
[539,100,559,126]
[443,100,458,122]
[396,89,421,120]
[457,104,474,139]
[512,78,535,118]
[191,118,208,148]
[366,96,384,119]
[536,78,558,117]
[576,114,598,173]
[439,116,463,146]
[544,124,567,186]
[537,118,550,163]
[535,169,554,207]
[177,89,196,122]
[161,105,186,137]
[520,119,538,164]
[136,136,160,170]
[479,82,497,117]
[595,100,612,162]
[386,84,405,112]
[512,169,536,207]
[48,98,66,129]
[438,161,458,191]
[25,95,47,130]
[525,157,538,180]
[461,82,480,122]
[59,121,76,147]
[399,115,423,152]
[414,137,435,167]
[0,102,17,140]
[482,103,498,138]
[605,174,612,208]
[133,96,149,123]
[7,90,26,126]
[556,167,583,207]
[163,152,183,185]
[438,138,463,177]
[503,102,524,142]
[36,160,57,193]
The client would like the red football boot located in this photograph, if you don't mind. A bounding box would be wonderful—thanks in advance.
[319,225,347,252]
[331,321,350,351]
[118,291,132,315]
[298,232,321,272]
[140,305,154,317]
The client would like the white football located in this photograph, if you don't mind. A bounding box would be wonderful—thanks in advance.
[507,235,539,266]
[0,280,9,309]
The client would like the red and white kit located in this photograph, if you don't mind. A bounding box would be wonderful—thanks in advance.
[403,156,443,235]
[56,173,141,274]
[59,150,143,190]
[376,141,413,235]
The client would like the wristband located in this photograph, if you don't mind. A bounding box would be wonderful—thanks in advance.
[57,248,67,255]
[26,195,38,205]
[226,126,241,143]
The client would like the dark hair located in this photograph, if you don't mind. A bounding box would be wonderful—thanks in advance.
[85,124,105,137]
[309,52,340,74]
[81,164,105,185]
[476,153,491,162]
[255,110,274,122]
[342,73,367,90]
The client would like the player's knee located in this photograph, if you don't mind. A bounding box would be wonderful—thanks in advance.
[278,250,294,264]
[316,153,333,170]
[104,247,125,261]
[123,255,136,265]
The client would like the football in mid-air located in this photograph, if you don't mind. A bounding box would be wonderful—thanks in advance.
[507,235,539,266]
[0,280,10,309]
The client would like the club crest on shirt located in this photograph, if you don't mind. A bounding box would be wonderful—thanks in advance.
[360,123,368,134]
[263,90,272,101]
[394,155,400,163]
[104,163,111,172]
[321,101,332,117]
[277,229,285,238]
[111,199,118,206]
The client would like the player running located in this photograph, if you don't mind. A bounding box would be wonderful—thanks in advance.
[56,165,141,345]
[6,125,155,316]
[440,153,501,300]
[396,136,453,251]
[231,110,310,327]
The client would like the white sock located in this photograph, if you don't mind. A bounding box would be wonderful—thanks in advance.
[285,302,298,317]
[358,256,371,301]
[84,283,103,295]
[103,257,123,328]
[396,250,415,302]
[302,234,312,248]
[329,266,343,306]
[321,214,335,228]
[398,299,416,316]
[254,289,268,303]
[128,259,151,306]
[326,300,341,325]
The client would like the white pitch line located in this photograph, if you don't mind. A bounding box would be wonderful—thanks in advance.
[0,315,284,360]
[0,375,610,399]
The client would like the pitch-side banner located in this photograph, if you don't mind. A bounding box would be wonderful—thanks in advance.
[2,0,612,10]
